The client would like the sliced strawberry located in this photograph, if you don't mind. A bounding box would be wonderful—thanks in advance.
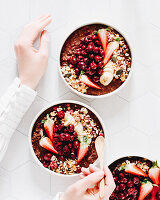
[138,181,153,200]
[125,163,148,177]
[77,143,88,163]
[44,119,55,141]
[149,161,160,185]
[97,29,109,51]
[40,137,58,154]
[103,41,119,65]
[80,75,101,89]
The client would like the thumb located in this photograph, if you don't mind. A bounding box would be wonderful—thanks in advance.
[76,171,104,193]
[39,30,49,56]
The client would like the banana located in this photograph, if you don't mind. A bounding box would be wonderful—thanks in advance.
[74,122,83,134]
[100,72,114,86]
[100,62,114,86]
[64,112,75,126]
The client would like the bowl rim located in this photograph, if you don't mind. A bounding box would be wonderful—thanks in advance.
[58,22,134,99]
[29,100,107,177]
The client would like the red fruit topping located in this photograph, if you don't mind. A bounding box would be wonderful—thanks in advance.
[89,54,94,59]
[120,183,126,191]
[73,132,77,137]
[92,76,100,83]
[73,140,80,149]
[67,124,74,132]
[120,178,128,184]
[87,68,96,76]
[65,133,71,141]
[128,187,138,196]
[127,181,134,188]
[90,61,97,70]
[77,144,88,163]
[119,173,125,179]
[70,135,75,142]
[76,166,81,173]
[59,156,65,162]
[81,50,87,56]
[87,44,93,52]
[77,61,86,70]
[103,41,119,65]
[71,154,76,160]
[149,161,160,185]
[63,145,70,153]
[84,37,89,43]
[156,191,160,199]
[100,49,105,57]
[40,137,58,154]
[133,177,140,185]
[94,55,102,63]
[138,181,153,200]
[58,124,64,131]
[44,153,52,161]
[70,57,77,65]
[57,110,65,119]
[118,192,126,199]
[125,163,148,177]
[95,40,101,46]
[75,68,79,75]
[44,119,55,141]
[66,103,70,107]
[68,143,72,149]
[98,68,103,75]
[98,61,104,68]
[43,161,49,168]
[80,75,101,89]
[84,57,89,64]
[97,29,109,51]
[92,34,97,41]
[50,161,58,170]
[82,45,86,50]
[75,50,81,56]
[59,133,66,141]
[77,55,84,62]
[53,106,57,111]
[93,46,100,54]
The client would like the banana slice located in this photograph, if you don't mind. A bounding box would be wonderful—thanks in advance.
[103,67,114,74]
[100,71,114,86]
[64,112,75,126]
[74,122,83,134]
[103,62,114,73]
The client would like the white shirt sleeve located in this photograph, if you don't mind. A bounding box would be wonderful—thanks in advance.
[0,78,37,162]
[53,193,62,200]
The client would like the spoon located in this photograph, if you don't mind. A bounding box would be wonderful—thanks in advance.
[95,136,105,199]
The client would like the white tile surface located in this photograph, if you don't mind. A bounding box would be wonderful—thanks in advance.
[0,0,159,199]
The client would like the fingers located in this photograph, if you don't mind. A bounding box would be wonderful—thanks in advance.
[104,166,115,186]
[39,30,49,56]
[75,171,104,193]
[81,164,100,177]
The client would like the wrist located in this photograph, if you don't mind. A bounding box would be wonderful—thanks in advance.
[19,78,36,90]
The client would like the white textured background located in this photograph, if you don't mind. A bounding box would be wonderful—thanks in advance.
[0,0,160,199]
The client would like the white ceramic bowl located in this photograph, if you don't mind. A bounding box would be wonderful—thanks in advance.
[58,22,134,99]
[29,100,107,177]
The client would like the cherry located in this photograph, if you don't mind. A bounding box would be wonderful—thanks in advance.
[118,192,126,200]
[67,124,74,132]
[53,106,57,111]
[58,150,63,156]
[53,133,59,138]
[75,50,81,56]
[77,62,86,70]
[68,143,72,149]
[73,140,80,149]
[100,49,105,57]
[58,124,64,131]
[133,177,140,185]
[99,133,104,137]
[81,50,87,56]
[87,68,96,76]
[93,76,100,83]
[156,191,160,200]
[95,40,101,46]
[127,180,133,188]
[92,34,97,41]
[57,111,65,119]
[98,61,104,68]
[73,132,77,137]
[71,154,76,159]
[82,45,86,50]
[84,37,89,43]
[90,61,97,70]
[120,178,128,184]
[120,184,126,191]
[52,138,59,144]
[84,57,89,64]
[50,161,58,170]
[59,156,65,162]
[114,176,118,182]
[116,185,120,193]
[70,57,77,65]
[94,55,102,63]
[76,166,81,173]
[75,68,79,75]
[98,69,103,75]
[63,145,70,153]
[65,133,71,141]
[64,129,67,133]
[70,135,75,142]
[59,133,66,141]
[119,173,125,179]
[77,55,84,62]
[89,54,94,59]
[87,44,93,52]
[69,64,74,68]
[43,161,49,168]
[128,187,138,196]
[93,46,99,54]
[44,153,52,161]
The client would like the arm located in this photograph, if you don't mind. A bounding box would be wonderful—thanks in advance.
[0,15,52,162]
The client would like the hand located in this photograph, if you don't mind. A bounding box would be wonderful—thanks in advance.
[61,164,116,200]
[14,15,52,90]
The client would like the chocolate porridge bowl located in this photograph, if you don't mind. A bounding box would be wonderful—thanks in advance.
[29,100,106,177]
[109,156,160,200]
[59,23,133,99]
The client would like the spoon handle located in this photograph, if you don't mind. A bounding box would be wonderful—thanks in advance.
[100,178,105,199]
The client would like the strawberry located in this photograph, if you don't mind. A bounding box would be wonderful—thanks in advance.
[80,75,101,89]
[125,163,148,177]
[44,119,55,140]
[149,161,160,185]
[103,41,119,65]
[97,29,109,51]
[77,143,88,163]
[138,181,153,200]
[40,137,58,154]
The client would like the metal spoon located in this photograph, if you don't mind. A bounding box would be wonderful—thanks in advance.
[95,136,105,199]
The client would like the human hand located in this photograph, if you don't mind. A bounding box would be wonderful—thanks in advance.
[61,164,116,200]
[14,15,52,90]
